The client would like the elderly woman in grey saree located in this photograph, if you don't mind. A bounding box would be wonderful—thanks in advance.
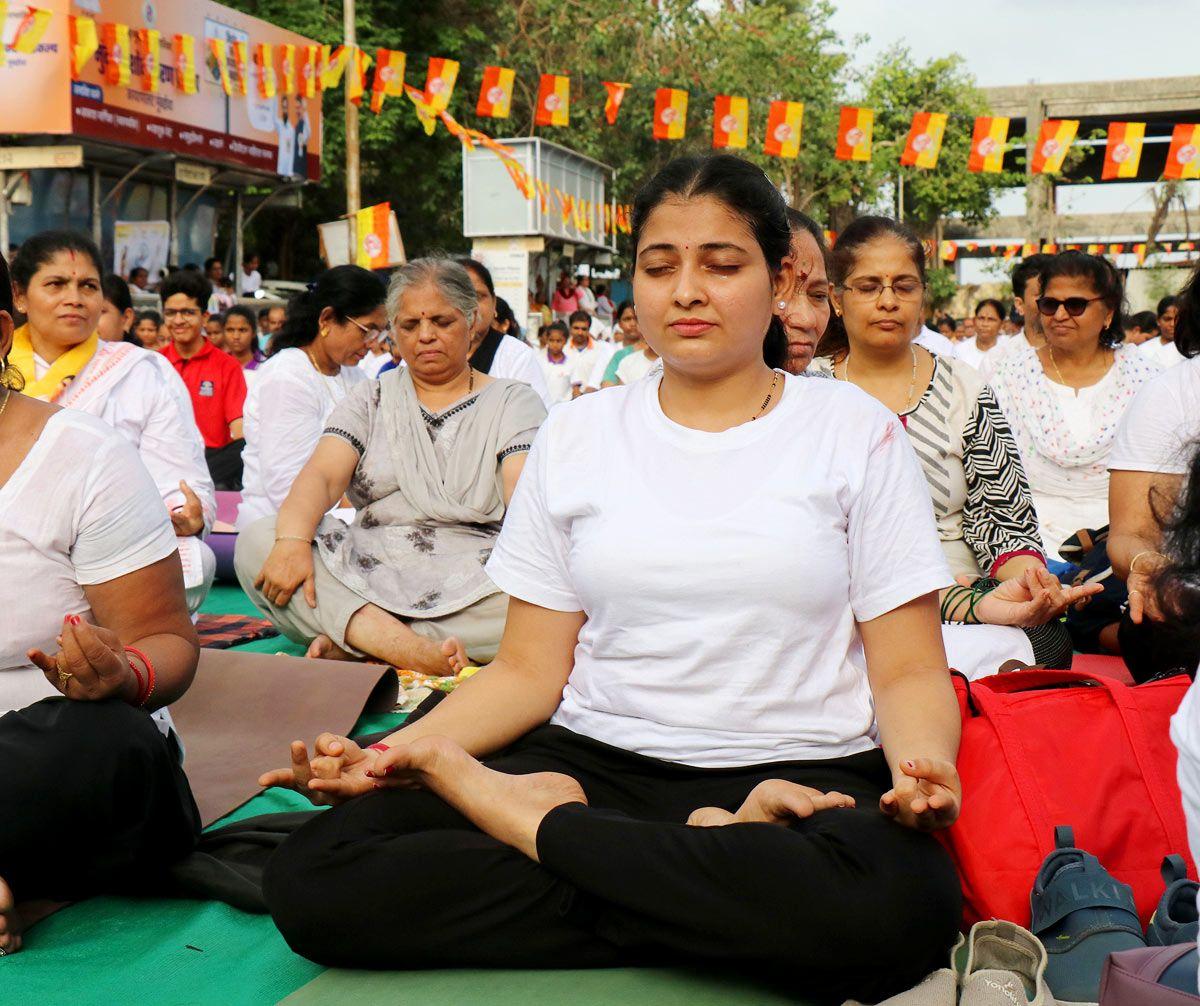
[234,258,547,675]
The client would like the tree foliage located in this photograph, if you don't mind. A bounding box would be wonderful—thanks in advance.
[222,0,1011,276]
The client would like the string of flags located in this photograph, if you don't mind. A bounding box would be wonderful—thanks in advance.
[5,5,1196,183]
[936,239,1197,264]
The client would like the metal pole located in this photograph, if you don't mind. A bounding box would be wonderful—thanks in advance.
[897,170,905,223]
[90,165,102,249]
[0,171,8,260]
[233,189,244,295]
[344,0,360,220]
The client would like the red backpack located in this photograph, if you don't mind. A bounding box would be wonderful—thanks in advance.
[940,668,1195,929]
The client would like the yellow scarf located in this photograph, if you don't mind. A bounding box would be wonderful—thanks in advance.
[9,324,99,402]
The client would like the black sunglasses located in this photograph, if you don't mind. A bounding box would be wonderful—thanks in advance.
[1036,295,1104,318]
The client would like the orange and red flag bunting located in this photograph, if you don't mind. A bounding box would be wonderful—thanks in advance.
[764,100,804,158]
[712,95,748,150]
[1164,123,1200,180]
[172,34,196,94]
[601,81,629,125]
[835,106,873,161]
[1030,119,1078,174]
[231,40,249,96]
[1102,121,1145,180]
[967,116,1008,173]
[476,65,515,119]
[536,74,570,127]
[298,45,320,98]
[12,6,52,54]
[652,88,688,140]
[370,49,406,113]
[254,43,276,100]
[355,202,391,269]
[423,56,458,112]
[69,15,99,81]
[137,28,160,93]
[900,111,947,169]
[103,23,131,87]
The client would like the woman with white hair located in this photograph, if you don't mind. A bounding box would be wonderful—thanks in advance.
[235,258,547,675]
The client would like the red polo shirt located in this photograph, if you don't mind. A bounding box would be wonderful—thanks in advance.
[161,339,247,449]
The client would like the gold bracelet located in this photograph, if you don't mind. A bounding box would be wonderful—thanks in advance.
[275,535,313,544]
[1129,550,1165,576]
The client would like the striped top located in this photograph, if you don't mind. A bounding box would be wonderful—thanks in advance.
[814,354,1044,578]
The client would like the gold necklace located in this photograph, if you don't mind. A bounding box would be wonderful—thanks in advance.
[842,346,919,413]
[304,346,334,376]
[750,371,781,422]
[0,388,9,421]
[1046,345,1110,387]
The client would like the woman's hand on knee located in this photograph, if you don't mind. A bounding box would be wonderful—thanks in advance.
[258,733,374,805]
[880,758,961,831]
[28,616,138,704]
[688,779,855,828]
[254,541,317,609]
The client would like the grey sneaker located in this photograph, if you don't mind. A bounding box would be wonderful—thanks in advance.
[961,920,1057,1006]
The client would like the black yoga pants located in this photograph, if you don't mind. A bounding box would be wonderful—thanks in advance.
[265,725,962,1003]
[0,698,200,903]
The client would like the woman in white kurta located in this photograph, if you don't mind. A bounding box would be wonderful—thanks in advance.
[9,231,216,613]
[990,252,1159,564]
[236,266,385,530]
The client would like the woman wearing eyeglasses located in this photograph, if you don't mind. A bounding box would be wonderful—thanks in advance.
[989,252,1159,567]
[236,266,385,531]
[236,258,545,675]
[813,218,1098,673]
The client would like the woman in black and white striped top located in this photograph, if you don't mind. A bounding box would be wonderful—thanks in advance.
[811,217,1099,672]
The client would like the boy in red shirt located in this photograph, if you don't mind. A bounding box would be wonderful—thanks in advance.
[159,271,248,489]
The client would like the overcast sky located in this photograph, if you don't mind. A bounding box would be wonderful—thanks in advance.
[827,0,1199,86]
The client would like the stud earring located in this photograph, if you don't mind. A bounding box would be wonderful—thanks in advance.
[777,300,787,310]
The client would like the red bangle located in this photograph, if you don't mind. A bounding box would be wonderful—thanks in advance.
[125,646,155,707]
[367,742,390,753]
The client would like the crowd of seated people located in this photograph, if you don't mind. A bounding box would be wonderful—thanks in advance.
[1,152,1198,1006]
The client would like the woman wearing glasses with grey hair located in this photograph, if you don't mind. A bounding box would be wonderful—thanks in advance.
[236,258,546,676]
[813,219,1099,674]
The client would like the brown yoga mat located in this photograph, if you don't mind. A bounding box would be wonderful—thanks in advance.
[171,649,399,826]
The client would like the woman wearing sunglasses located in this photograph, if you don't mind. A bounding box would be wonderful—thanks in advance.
[989,251,1158,569]
[813,218,1097,674]
[236,266,386,530]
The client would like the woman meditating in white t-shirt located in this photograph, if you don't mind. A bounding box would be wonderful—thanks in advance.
[256,155,965,1003]
[0,251,200,955]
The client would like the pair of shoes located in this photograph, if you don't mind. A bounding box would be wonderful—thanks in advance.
[960,921,1057,1005]
[1145,854,1200,994]
[843,927,1055,1005]
[1030,827,1197,1004]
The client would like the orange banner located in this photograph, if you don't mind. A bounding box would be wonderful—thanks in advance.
[298,44,319,97]
[136,28,159,93]
[103,22,131,87]
[653,87,687,140]
[763,100,804,158]
[69,15,99,81]
[601,80,629,125]
[900,111,947,169]
[370,48,405,113]
[835,106,873,161]
[320,44,348,89]
[536,73,569,127]
[172,33,196,94]
[423,56,458,112]
[967,116,1008,173]
[1164,123,1200,180]
[253,42,275,99]
[476,65,514,119]
[711,94,748,150]
[1102,121,1145,180]
[347,46,370,106]
[1030,119,1078,174]
[355,202,391,269]
[12,6,52,53]
[279,42,295,95]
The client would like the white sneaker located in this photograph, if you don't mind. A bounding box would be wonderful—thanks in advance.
[961,920,1060,1006]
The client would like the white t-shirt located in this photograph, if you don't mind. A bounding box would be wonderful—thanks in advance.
[955,335,1011,374]
[237,348,367,530]
[569,343,611,390]
[0,411,177,714]
[539,352,574,405]
[1141,336,1186,370]
[616,349,658,385]
[575,285,597,316]
[486,373,952,767]
[979,331,1038,383]
[491,335,553,408]
[239,268,263,295]
[1109,354,1200,475]
[357,350,393,380]
[914,326,958,359]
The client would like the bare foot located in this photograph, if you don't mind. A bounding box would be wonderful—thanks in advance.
[687,779,855,828]
[0,875,22,955]
[305,634,356,661]
[395,736,587,861]
[442,637,469,675]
